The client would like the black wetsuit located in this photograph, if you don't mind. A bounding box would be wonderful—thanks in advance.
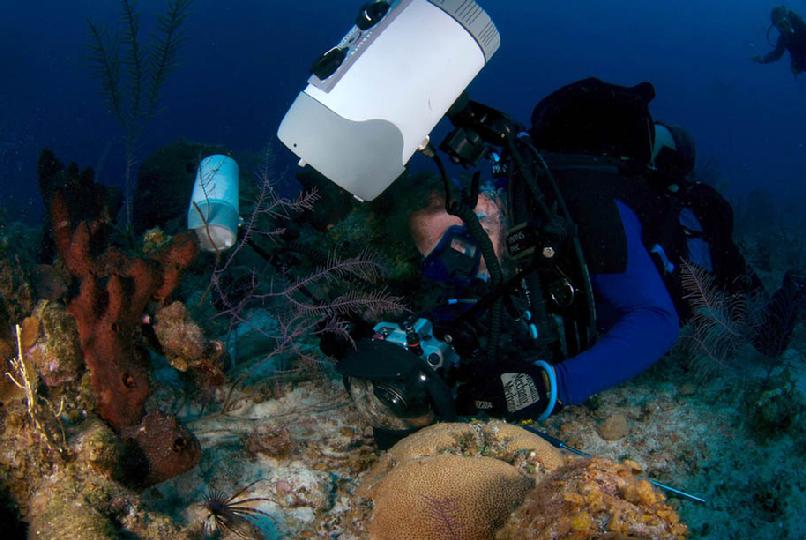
[559,159,802,359]
[640,180,803,358]
[760,13,806,74]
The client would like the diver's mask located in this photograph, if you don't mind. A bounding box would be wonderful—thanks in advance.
[421,225,483,287]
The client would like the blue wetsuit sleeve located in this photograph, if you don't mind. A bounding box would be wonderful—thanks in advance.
[554,201,679,405]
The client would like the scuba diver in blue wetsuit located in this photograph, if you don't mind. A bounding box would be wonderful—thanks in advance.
[329,78,806,447]
[275,2,804,448]
[327,78,685,445]
[753,5,806,76]
[400,79,683,424]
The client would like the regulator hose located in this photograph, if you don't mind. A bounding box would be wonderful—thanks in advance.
[430,146,504,367]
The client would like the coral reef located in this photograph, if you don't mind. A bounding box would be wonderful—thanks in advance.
[142,227,173,256]
[29,263,68,302]
[0,375,64,515]
[496,458,687,539]
[74,419,125,479]
[356,420,685,539]
[148,378,377,538]
[33,150,203,493]
[539,337,806,540]
[244,424,296,459]
[744,365,804,440]
[367,421,565,479]
[1,388,187,539]
[5,323,69,457]
[29,486,118,540]
[0,216,41,265]
[289,170,440,294]
[598,412,630,441]
[121,410,201,486]
[0,255,34,329]
[153,300,225,375]
[23,300,84,388]
[25,456,189,540]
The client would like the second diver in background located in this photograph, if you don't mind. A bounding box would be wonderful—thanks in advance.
[754,5,806,75]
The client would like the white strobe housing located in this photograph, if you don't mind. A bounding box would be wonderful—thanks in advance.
[277,0,499,201]
[187,155,240,252]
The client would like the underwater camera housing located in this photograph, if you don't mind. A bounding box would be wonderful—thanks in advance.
[277,0,500,201]
[372,318,460,370]
[337,333,457,446]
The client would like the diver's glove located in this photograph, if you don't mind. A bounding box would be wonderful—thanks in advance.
[456,360,559,422]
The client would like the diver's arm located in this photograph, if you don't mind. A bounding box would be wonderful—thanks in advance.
[757,35,787,63]
[554,202,679,405]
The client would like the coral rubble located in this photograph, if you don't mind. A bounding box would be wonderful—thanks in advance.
[496,458,688,539]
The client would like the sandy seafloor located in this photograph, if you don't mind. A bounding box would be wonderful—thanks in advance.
[144,322,806,539]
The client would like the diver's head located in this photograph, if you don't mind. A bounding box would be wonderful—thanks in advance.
[409,190,505,286]
[771,6,792,32]
[651,122,696,181]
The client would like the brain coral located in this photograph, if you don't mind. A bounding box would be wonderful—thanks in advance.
[495,457,688,540]
[359,421,566,540]
[368,454,533,540]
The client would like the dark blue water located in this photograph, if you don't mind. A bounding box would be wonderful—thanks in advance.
[2,1,805,222]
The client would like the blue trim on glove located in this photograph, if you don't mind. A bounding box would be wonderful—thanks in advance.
[534,360,557,421]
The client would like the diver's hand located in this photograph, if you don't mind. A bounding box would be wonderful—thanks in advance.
[752,54,765,64]
[456,361,558,421]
